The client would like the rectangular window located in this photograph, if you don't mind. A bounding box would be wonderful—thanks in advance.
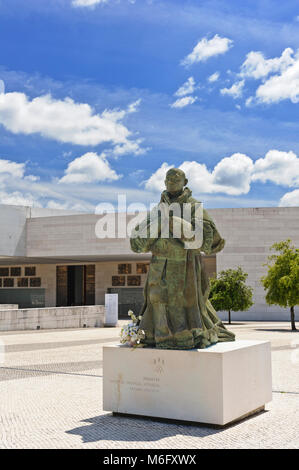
[112,276,126,286]
[18,278,28,287]
[30,278,41,287]
[11,267,21,276]
[25,267,36,276]
[136,263,149,274]
[0,268,9,276]
[127,275,141,286]
[118,263,131,274]
[3,278,14,287]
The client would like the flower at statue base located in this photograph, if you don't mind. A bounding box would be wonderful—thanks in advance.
[119,310,145,347]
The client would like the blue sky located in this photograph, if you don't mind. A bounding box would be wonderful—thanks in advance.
[0,0,299,211]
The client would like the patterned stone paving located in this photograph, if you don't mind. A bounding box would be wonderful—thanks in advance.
[0,322,298,449]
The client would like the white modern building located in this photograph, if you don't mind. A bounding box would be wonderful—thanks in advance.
[0,203,298,322]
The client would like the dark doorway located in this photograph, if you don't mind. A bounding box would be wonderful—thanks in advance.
[56,265,95,307]
[67,265,84,306]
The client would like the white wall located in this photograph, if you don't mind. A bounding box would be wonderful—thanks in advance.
[209,207,299,321]
[26,213,136,257]
[0,205,30,256]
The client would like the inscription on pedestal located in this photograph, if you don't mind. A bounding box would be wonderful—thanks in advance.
[109,376,161,394]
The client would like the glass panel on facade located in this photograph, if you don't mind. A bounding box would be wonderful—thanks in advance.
[11,267,21,276]
[127,275,141,286]
[118,264,131,274]
[0,268,9,277]
[25,267,36,276]
[18,278,28,287]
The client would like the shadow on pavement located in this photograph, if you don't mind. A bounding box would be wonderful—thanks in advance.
[254,329,298,333]
[66,409,268,444]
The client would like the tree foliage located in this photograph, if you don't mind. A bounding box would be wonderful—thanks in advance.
[209,267,253,324]
[261,239,299,330]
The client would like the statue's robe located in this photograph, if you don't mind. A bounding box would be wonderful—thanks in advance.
[130,187,235,349]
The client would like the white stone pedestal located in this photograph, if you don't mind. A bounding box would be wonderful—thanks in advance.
[103,340,272,426]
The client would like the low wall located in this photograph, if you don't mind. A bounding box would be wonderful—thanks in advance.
[0,304,19,310]
[217,307,293,323]
[0,305,105,331]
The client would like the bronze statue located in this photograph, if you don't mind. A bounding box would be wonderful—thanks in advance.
[130,168,235,349]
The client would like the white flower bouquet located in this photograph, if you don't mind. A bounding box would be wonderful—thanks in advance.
[120,310,145,347]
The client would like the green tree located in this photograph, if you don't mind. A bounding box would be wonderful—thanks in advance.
[261,239,299,331]
[209,267,254,324]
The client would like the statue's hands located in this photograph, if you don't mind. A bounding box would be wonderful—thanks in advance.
[170,216,195,242]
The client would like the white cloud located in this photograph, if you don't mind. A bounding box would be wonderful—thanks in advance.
[239,48,299,105]
[1,148,299,210]
[112,139,146,157]
[62,151,73,159]
[24,174,40,182]
[71,0,137,8]
[170,96,197,108]
[127,99,141,113]
[210,153,254,194]
[72,0,108,7]
[181,34,233,67]
[0,92,144,153]
[252,150,299,186]
[220,80,245,99]
[146,153,254,195]
[208,72,220,83]
[0,159,25,179]
[255,57,299,104]
[240,48,295,80]
[0,158,41,207]
[174,77,196,97]
[46,200,71,210]
[0,190,41,207]
[147,149,299,197]
[279,189,299,207]
[0,156,147,210]
[245,96,253,107]
[59,152,122,184]
[130,169,145,179]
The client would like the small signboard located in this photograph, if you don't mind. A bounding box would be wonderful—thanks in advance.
[105,293,118,327]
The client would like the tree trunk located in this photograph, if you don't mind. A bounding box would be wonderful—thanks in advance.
[290,306,297,331]
[228,310,231,324]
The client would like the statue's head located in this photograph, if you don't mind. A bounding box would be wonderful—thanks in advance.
[165,168,188,194]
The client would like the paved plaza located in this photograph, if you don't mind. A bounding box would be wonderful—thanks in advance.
[0,321,298,449]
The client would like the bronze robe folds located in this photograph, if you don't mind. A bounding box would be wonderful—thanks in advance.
[130,188,235,349]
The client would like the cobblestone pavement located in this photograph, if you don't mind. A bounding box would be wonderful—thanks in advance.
[0,322,298,449]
